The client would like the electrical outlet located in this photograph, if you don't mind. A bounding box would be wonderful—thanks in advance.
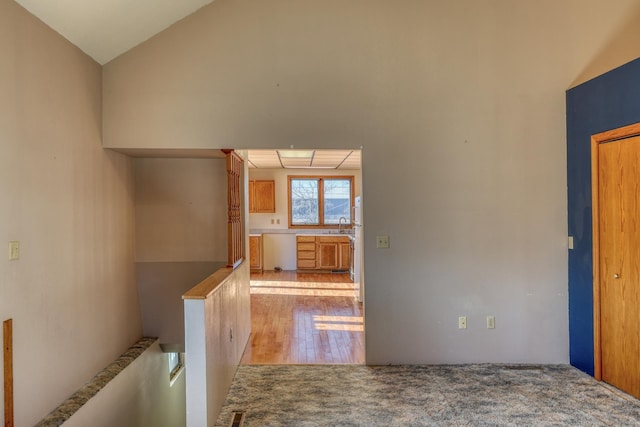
[376,235,389,248]
[277,219,280,224]
[486,316,495,329]
[8,241,19,260]
[271,219,275,224]
[458,316,467,329]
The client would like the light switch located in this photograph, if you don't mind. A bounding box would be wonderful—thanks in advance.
[8,241,19,260]
[568,236,574,250]
[376,236,389,248]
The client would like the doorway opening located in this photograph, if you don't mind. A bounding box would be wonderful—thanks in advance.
[241,149,365,365]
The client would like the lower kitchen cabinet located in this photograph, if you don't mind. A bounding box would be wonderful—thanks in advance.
[297,235,351,273]
[249,234,263,272]
[296,235,317,270]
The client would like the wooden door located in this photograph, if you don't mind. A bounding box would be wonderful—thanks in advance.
[596,133,640,398]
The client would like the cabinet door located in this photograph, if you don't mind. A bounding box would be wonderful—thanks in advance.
[249,236,262,271]
[317,242,339,270]
[339,242,351,270]
[248,181,255,213]
[253,180,275,213]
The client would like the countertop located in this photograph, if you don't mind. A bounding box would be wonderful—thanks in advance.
[250,228,354,236]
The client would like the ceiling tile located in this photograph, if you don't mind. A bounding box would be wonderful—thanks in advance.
[247,149,361,170]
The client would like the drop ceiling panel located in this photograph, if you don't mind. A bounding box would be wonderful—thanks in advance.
[311,150,353,167]
[247,150,281,168]
[247,149,361,170]
[281,158,313,168]
[337,151,361,170]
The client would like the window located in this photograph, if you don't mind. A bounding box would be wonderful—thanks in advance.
[288,176,354,227]
[168,352,184,385]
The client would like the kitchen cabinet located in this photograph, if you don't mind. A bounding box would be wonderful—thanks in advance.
[296,235,316,270]
[249,235,263,272]
[297,235,351,273]
[249,180,275,213]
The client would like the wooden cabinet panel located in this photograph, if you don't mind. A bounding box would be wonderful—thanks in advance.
[297,242,315,251]
[249,235,263,272]
[297,259,317,269]
[249,180,275,213]
[298,251,316,259]
[296,236,316,270]
[248,181,254,213]
[339,242,351,270]
[317,241,339,270]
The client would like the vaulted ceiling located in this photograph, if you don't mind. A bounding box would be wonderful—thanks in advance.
[14,0,215,64]
[13,1,364,168]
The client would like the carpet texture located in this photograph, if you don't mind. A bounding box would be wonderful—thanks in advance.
[214,364,640,426]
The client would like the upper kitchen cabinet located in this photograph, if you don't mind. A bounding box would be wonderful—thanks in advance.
[249,180,275,213]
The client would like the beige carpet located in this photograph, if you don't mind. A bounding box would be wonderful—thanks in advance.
[215,364,640,426]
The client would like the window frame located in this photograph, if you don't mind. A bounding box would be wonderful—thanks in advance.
[287,175,355,229]
[168,352,185,386]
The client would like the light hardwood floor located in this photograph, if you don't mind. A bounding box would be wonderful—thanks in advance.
[240,270,365,365]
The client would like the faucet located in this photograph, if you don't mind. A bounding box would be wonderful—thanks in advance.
[338,217,347,234]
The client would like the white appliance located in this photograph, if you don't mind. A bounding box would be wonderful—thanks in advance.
[352,196,364,302]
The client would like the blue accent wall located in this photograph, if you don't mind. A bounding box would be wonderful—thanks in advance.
[567,58,640,376]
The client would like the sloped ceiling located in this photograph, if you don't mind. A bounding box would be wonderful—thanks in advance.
[14,0,215,64]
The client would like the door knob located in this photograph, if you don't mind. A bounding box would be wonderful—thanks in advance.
[613,273,621,279]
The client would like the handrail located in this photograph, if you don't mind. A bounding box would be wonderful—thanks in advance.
[182,264,239,300]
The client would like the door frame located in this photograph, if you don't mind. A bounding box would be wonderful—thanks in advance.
[591,122,640,380]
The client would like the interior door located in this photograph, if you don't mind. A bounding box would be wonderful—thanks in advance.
[598,134,640,398]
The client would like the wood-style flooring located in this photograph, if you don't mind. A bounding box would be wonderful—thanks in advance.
[241,270,365,365]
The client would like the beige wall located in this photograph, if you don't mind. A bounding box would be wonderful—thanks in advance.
[62,342,186,427]
[101,0,640,365]
[134,158,228,262]
[0,1,142,425]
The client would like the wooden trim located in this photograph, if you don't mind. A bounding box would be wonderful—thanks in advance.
[592,123,640,144]
[4,319,13,427]
[591,135,602,381]
[224,149,244,268]
[183,267,234,299]
[590,122,640,381]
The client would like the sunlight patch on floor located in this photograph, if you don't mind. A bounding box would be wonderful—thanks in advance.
[312,314,364,332]
[250,280,355,297]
